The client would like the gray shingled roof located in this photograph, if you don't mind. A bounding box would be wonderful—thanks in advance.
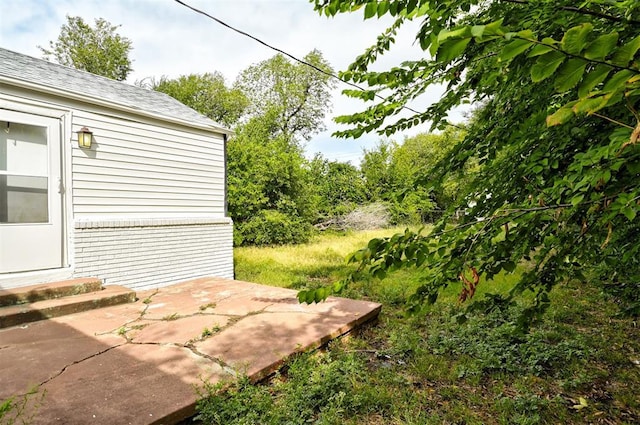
[0,47,227,132]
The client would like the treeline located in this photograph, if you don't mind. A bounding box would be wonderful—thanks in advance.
[149,52,472,245]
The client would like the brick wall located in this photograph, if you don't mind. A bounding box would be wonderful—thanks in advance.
[73,218,233,290]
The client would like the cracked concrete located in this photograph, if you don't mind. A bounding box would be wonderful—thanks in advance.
[0,277,380,424]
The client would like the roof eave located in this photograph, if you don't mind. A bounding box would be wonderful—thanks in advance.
[0,75,233,136]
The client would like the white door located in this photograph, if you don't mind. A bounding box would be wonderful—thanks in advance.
[0,110,63,273]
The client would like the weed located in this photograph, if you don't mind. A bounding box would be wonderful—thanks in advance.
[197,350,388,424]
[0,388,46,425]
[427,304,589,377]
[199,303,216,311]
[162,313,179,321]
[142,297,152,304]
[130,324,146,330]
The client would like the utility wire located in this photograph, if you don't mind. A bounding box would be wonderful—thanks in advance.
[173,0,422,115]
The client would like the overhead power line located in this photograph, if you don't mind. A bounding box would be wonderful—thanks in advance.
[173,0,421,115]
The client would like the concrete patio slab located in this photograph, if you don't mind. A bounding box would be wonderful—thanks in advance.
[0,277,380,425]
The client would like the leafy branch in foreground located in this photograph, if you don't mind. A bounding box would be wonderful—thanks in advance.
[299,0,640,322]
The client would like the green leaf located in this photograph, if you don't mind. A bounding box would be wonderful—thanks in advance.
[571,194,585,207]
[331,281,344,293]
[561,23,593,55]
[297,290,311,304]
[437,38,471,63]
[373,268,387,279]
[377,1,389,17]
[546,107,574,126]
[438,27,471,43]
[500,39,533,62]
[603,70,635,92]
[584,32,619,61]
[483,19,504,36]
[364,2,377,19]
[601,91,624,108]
[531,51,566,82]
[527,43,555,58]
[554,59,587,92]
[471,25,485,38]
[312,288,324,303]
[578,65,611,98]
[572,96,608,114]
[504,261,517,272]
[611,35,640,66]
[621,206,637,221]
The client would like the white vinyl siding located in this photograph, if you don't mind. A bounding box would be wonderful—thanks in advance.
[71,110,225,218]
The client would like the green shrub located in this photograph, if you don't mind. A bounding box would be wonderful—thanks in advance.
[235,210,314,246]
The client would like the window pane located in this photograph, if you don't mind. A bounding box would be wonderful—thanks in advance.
[0,121,48,175]
[0,175,49,223]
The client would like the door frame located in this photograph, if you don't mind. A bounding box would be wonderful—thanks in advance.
[0,97,73,289]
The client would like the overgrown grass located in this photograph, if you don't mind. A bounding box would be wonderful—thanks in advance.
[233,228,409,290]
[197,229,640,425]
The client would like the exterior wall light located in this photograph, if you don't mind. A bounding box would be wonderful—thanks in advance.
[77,127,93,148]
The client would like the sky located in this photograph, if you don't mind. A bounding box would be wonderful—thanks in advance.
[0,0,467,165]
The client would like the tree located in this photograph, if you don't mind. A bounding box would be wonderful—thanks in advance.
[228,112,316,246]
[360,127,469,223]
[389,127,472,213]
[149,73,248,127]
[235,50,336,143]
[308,154,368,219]
[360,141,393,200]
[39,15,132,81]
[299,1,640,321]
[228,51,336,245]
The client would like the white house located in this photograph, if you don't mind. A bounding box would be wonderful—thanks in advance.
[0,48,234,291]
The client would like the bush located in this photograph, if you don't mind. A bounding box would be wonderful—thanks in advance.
[235,210,314,246]
[387,187,436,225]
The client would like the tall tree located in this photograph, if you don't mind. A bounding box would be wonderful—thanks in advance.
[229,51,336,245]
[300,1,640,321]
[235,49,336,143]
[228,112,316,246]
[40,15,132,81]
[149,73,248,127]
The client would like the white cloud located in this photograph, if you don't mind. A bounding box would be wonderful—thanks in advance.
[0,0,469,163]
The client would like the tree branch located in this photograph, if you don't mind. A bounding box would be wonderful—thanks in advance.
[501,0,640,26]
[591,112,635,129]
[281,84,311,136]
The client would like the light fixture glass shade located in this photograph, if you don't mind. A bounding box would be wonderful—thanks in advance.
[77,127,92,148]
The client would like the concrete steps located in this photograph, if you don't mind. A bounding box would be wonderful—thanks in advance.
[0,278,136,329]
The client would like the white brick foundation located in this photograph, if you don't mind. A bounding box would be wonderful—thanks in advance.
[73,217,234,290]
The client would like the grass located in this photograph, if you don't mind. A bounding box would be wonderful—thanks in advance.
[233,228,403,290]
[197,228,640,425]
